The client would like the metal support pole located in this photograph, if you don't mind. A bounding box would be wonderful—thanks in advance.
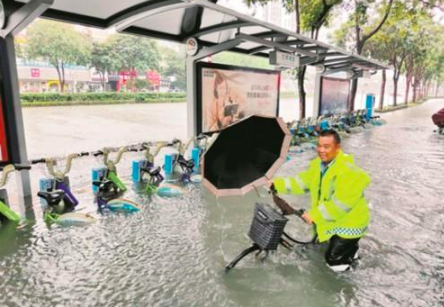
[313,73,322,118]
[186,38,243,137]
[0,35,31,198]
[186,55,198,138]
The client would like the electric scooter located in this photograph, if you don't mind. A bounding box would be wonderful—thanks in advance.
[32,154,96,226]
[92,147,141,212]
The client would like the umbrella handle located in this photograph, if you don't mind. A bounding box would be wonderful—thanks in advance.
[252,184,271,198]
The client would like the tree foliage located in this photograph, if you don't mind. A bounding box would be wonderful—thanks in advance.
[24,20,91,93]
[107,34,160,73]
[90,41,120,89]
[159,45,187,90]
[243,0,341,119]
[104,34,161,92]
[364,1,444,105]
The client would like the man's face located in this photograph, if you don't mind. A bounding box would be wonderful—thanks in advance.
[316,135,341,163]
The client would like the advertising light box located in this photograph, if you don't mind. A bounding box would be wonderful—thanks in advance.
[197,62,280,133]
[319,77,350,116]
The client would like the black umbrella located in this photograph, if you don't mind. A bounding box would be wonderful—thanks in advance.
[202,115,291,197]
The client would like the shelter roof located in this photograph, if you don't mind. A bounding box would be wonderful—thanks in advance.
[8,0,387,72]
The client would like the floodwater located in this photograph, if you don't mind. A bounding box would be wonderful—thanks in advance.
[21,98,305,158]
[1,99,444,307]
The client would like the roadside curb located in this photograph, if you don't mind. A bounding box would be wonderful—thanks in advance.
[374,99,427,113]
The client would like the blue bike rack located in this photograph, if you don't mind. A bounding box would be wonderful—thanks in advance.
[39,177,55,207]
[131,159,146,182]
[91,167,107,194]
[191,147,200,173]
[366,94,375,120]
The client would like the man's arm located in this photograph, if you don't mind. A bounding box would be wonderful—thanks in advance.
[272,168,313,195]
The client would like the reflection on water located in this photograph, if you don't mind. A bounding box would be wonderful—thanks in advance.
[1,99,444,307]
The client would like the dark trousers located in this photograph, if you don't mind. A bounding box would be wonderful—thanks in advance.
[325,235,360,266]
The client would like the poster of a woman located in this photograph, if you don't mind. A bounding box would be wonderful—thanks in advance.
[206,71,244,131]
[201,63,279,133]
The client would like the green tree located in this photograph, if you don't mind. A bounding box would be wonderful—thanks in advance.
[244,0,342,119]
[333,0,394,111]
[364,3,444,106]
[334,0,444,109]
[107,34,160,92]
[364,2,416,107]
[90,40,120,91]
[25,20,91,93]
[159,45,187,91]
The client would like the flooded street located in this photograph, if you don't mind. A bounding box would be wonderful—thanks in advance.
[21,98,305,158]
[1,98,443,307]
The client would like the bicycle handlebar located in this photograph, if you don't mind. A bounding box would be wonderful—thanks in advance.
[0,164,31,188]
[31,158,46,164]
[14,164,31,171]
[92,150,104,157]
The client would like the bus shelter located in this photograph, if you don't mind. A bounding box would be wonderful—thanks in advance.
[0,0,387,197]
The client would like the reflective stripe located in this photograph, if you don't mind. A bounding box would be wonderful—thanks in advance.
[318,203,334,221]
[328,177,336,199]
[327,226,367,236]
[332,196,351,212]
[294,175,309,192]
[283,178,292,193]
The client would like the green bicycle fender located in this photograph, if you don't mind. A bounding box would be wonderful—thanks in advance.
[0,201,21,222]
[108,171,127,192]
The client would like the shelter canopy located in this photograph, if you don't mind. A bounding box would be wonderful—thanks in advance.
[8,0,387,73]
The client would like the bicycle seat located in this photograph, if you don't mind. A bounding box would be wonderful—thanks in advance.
[94,180,118,193]
[148,166,161,176]
[37,190,65,206]
[96,180,120,202]
[140,165,160,176]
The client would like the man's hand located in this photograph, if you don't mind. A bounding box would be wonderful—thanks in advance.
[267,180,277,194]
[301,212,313,225]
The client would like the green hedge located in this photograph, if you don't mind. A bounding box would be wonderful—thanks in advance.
[21,97,186,107]
[21,92,186,104]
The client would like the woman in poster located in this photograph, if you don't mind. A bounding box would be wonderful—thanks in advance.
[206,71,244,131]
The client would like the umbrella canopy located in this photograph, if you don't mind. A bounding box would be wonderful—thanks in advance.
[202,115,291,197]
[432,107,444,127]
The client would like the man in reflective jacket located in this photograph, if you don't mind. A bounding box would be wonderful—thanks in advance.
[271,129,371,272]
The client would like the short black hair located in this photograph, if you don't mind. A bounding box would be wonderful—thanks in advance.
[319,129,341,144]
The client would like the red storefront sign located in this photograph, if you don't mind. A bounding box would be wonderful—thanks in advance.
[30,68,40,78]
[0,97,9,162]
[146,70,161,86]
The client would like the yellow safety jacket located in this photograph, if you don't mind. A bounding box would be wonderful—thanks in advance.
[273,150,371,242]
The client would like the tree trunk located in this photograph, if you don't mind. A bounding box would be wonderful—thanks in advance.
[379,69,386,110]
[412,80,417,103]
[349,79,358,112]
[101,72,106,91]
[55,64,63,94]
[393,74,398,107]
[404,74,411,105]
[297,66,307,119]
[295,0,300,34]
[435,81,440,97]
[61,63,66,93]
[349,40,364,113]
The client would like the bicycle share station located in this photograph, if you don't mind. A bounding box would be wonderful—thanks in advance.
[0,1,389,305]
